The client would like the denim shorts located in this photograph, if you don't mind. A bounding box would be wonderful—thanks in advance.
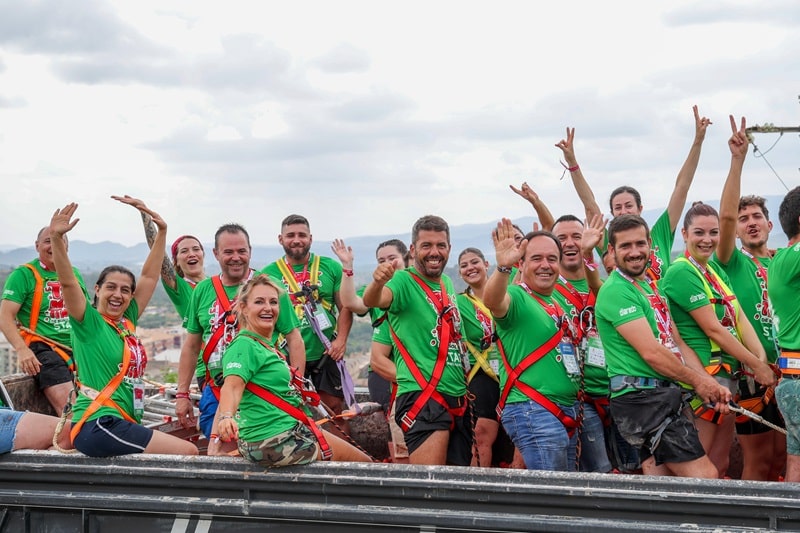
[0,409,25,454]
[501,400,577,472]
[198,385,219,438]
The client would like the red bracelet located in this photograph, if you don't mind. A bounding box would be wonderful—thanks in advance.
[343,269,354,277]
[568,164,580,172]
[175,391,190,399]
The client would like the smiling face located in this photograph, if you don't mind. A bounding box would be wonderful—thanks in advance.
[458,251,489,289]
[95,271,135,320]
[611,191,643,218]
[174,237,205,281]
[35,227,67,270]
[611,226,651,279]
[683,214,719,265]
[279,223,312,264]
[239,283,281,338]
[552,219,584,275]
[736,204,772,251]
[520,235,561,295]
[410,229,450,280]
[213,230,251,284]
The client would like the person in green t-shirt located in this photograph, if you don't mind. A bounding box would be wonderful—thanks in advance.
[0,226,90,415]
[363,215,470,466]
[113,195,209,385]
[595,214,730,478]
[261,214,354,426]
[483,220,579,472]
[556,106,712,282]
[662,201,776,478]
[456,247,504,468]
[213,274,369,466]
[769,186,800,483]
[50,200,198,457]
[715,115,786,481]
[174,223,303,456]
[331,237,409,411]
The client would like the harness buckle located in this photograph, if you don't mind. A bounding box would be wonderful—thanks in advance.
[400,412,415,430]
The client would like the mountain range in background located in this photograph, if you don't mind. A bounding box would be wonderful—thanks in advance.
[0,196,789,276]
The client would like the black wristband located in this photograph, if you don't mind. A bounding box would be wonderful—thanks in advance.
[496,265,513,275]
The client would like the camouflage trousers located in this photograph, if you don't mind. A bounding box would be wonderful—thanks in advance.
[238,422,320,468]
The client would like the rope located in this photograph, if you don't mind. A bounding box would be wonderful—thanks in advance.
[727,402,786,435]
[53,389,77,454]
[317,399,379,462]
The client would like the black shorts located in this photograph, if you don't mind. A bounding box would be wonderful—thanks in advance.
[610,387,705,466]
[305,355,343,398]
[395,390,472,466]
[468,369,500,420]
[735,382,784,435]
[29,341,73,389]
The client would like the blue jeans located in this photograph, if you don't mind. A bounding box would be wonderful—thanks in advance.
[198,386,218,439]
[575,400,612,473]
[501,400,577,472]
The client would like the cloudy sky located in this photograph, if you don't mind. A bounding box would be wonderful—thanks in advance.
[0,0,797,249]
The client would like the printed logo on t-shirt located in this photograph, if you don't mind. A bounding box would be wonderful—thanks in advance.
[619,306,637,317]
[689,293,706,304]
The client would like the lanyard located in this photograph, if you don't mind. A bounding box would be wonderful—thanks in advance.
[464,289,494,346]
[740,248,772,315]
[519,282,571,340]
[615,268,672,342]
[684,251,738,329]
[284,257,310,285]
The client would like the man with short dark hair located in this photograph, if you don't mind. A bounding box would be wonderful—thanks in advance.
[363,215,470,465]
[595,214,731,478]
[0,227,88,414]
[262,215,353,421]
[716,115,785,481]
[768,185,800,482]
[483,219,580,471]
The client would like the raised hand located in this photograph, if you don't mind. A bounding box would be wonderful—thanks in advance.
[331,238,354,269]
[581,214,607,254]
[728,115,748,160]
[372,262,395,285]
[49,203,80,238]
[493,218,525,268]
[112,194,146,210]
[554,127,577,163]
[693,105,712,142]
[113,195,167,232]
[509,181,540,205]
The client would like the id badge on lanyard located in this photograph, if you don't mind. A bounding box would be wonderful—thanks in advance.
[559,338,580,375]
[132,381,145,419]
[585,332,605,368]
[314,308,332,330]
[662,337,685,364]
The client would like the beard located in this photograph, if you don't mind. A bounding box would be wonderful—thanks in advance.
[284,244,311,262]
[414,254,447,279]
[616,253,648,278]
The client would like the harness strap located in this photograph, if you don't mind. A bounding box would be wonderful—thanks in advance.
[201,276,238,399]
[585,395,612,427]
[778,350,800,375]
[276,255,333,321]
[465,341,498,383]
[19,264,75,371]
[245,382,333,461]
[69,318,137,443]
[496,333,578,436]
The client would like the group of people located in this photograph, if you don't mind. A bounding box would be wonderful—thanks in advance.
[1,106,799,483]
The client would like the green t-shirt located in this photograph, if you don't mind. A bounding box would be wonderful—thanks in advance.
[385,268,467,397]
[70,301,142,423]
[715,249,778,362]
[595,271,670,398]
[261,254,342,363]
[2,260,88,347]
[769,243,800,350]
[495,286,579,406]
[456,291,500,373]
[222,330,308,442]
[185,273,298,378]
[551,277,608,397]
[163,276,204,377]
[661,258,739,376]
